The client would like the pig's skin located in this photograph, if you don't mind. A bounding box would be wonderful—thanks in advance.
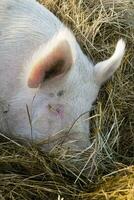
[0,0,125,151]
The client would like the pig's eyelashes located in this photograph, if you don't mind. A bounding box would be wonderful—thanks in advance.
[48,90,64,98]
[49,93,55,97]
[57,90,65,97]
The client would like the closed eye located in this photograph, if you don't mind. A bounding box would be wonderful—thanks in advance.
[57,90,65,97]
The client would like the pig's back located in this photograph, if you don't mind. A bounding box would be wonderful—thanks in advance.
[0,0,62,99]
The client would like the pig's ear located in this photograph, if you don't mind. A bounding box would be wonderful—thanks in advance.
[94,39,125,85]
[27,29,76,88]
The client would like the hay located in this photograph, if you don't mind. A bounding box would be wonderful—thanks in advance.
[0,0,134,199]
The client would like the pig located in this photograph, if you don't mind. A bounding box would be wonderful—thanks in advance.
[0,0,125,151]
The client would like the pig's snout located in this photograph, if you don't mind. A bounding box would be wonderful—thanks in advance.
[48,104,64,119]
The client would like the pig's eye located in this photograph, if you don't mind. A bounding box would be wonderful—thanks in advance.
[57,90,64,97]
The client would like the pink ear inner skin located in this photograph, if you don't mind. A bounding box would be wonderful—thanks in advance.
[27,40,73,88]
[28,62,45,88]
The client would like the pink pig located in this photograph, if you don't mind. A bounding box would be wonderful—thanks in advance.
[0,0,125,151]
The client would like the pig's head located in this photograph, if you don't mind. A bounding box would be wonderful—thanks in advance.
[12,28,125,149]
